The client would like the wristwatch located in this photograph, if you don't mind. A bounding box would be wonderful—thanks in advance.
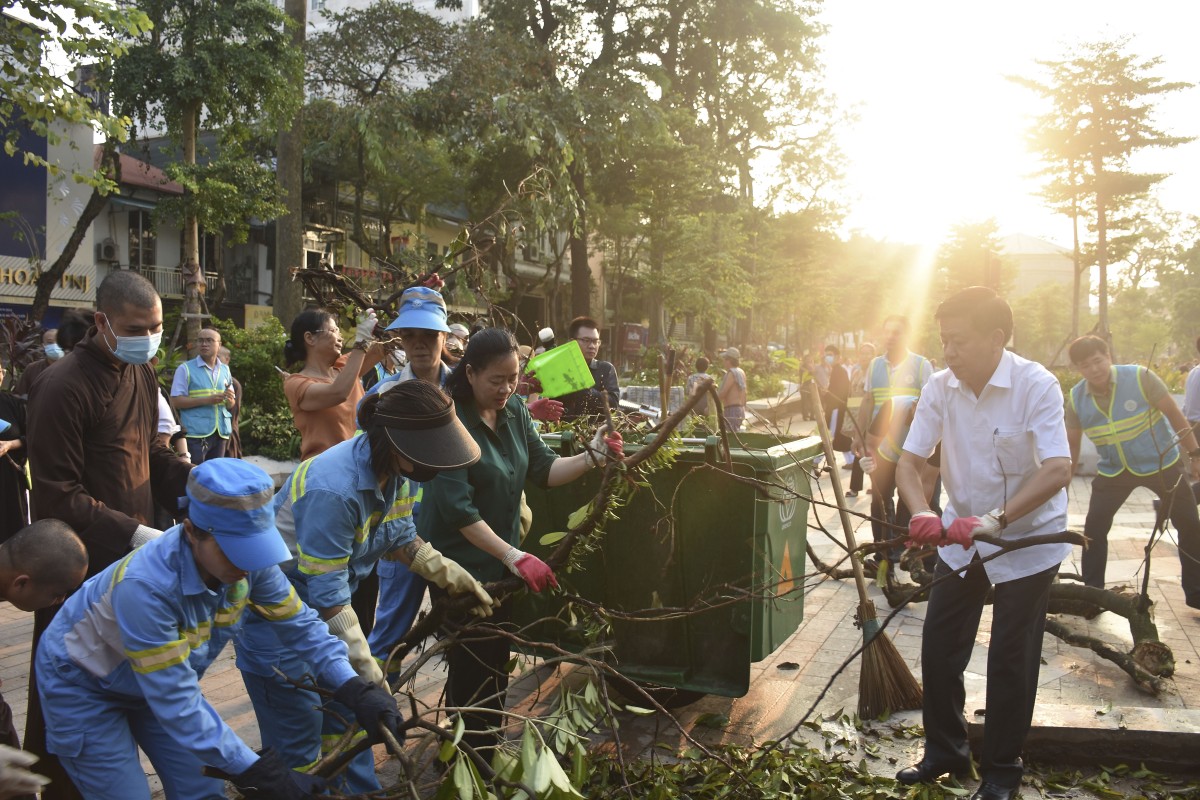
[994,509,1008,530]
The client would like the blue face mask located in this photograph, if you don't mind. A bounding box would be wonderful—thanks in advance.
[824,355,834,365]
[44,343,64,360]
[100,314,162,365]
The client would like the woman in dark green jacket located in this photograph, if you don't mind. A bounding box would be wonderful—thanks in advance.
[419,327,622,754]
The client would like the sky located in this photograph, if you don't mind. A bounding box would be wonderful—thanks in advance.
[817,0,1200,250]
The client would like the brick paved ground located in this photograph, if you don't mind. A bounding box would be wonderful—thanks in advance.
[1,420,1197,796]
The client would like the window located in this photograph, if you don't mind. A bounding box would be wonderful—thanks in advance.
[310,0,324,8]
[128,210,156,268]
[180,231,218,270]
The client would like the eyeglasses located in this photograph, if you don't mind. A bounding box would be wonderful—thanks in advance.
[575,337,600,345]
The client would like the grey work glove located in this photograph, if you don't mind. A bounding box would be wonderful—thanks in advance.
[409,542,497,617]
[130,525,164,550]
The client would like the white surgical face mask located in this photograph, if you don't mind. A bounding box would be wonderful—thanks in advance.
[44,343,64,360]
[100,313,162,365]
[824,355,834,365]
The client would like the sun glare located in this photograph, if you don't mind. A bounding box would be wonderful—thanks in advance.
[820,1,1200,251]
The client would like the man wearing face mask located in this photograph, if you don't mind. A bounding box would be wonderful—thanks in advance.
[24,269,193,799]
[12,328,62,397]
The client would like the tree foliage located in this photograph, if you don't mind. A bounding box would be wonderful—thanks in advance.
[112,0,302,342]
[1014,38,1194,337]
[0,1,150,189]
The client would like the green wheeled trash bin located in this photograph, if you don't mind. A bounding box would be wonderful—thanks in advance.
[516,431,822,699]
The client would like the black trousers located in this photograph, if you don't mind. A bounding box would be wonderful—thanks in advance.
[921,556,1059,789]
[1082,463,1200,607]
[437,592,513,757]
[849,459,864,493]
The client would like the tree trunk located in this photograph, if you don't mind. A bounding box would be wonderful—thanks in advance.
[1095,178,1110,342]
[29,142,120,323]
[1070,191,1081,339]
[273,0,307,326]
[182,100,203,346]
[568,162,590,318]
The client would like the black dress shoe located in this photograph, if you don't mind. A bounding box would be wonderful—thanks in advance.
[970,781,1018,800]
[895,759,970,785]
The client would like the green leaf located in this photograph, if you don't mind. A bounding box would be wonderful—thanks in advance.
[532,748,554,794]
[874,557,889,588]
[567,502,593,529]
[451,756,474,799]
[694,712,729,729]
[624,705,656,716]
[451,713,465,747]
[539,531,569,546]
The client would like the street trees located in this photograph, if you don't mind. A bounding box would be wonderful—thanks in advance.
[112,0,301,343]
[936,219,1011,295]
[305,1,458,268]
[1,1,149,187]
[1014,37,1193,338]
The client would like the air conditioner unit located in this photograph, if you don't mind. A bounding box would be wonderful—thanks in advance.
[523,244,541,262]
[96,239,119,263]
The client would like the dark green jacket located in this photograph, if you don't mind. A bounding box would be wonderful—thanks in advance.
[418,394,557,582]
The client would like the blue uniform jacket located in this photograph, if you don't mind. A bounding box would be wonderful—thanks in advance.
[273,434,419,610]
[38,527,356,775]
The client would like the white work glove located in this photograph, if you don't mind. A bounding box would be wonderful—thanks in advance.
[860,456,876,474]
[130,524,164,550]
[409,542,497,617]
[326,606,385,686]
[0,745,50,797]
[354,308,378,345]
[585,425,624,467]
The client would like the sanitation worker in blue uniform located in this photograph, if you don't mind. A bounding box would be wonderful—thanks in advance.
[1065,334,1200,607]
[235,379,494,795]
[170,327,235,463]
[36,459,404,800]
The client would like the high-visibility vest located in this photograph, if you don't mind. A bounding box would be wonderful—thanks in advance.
[868,352,929,418]
[1070,364,1178,477]
[180,358,232,438]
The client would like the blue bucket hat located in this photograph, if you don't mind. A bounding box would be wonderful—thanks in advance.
[186,460,290,571]
[385,286,450,333]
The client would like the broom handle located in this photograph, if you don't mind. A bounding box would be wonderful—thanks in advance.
[809,382,874,607]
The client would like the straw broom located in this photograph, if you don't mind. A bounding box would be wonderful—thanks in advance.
[809,383,923,718]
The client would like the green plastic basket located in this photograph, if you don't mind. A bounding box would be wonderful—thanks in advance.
[526,341,594,398]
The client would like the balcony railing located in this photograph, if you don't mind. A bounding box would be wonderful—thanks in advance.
[135,265,219,299]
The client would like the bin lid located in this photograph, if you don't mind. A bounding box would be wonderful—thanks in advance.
[527,341,595,399]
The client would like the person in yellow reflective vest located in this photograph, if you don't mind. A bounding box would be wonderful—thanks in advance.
[170,327,234,463]
[1066,334,1200,607]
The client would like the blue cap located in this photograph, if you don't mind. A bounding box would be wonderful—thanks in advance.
[385,286,450,333]
[186,460,290,571]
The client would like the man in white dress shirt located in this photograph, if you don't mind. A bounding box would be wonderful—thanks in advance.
[893,286,1074,800]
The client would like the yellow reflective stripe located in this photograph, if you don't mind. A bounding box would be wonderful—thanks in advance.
[181,621,212,648]
[110,552,138,589]
[297,545,350,575]
[290,459,315,505]
[187,388,222,396]
[356,512,381,544]
[320,729,367,755]
[382,497,416,525]
[127,638,190,674]
[249,586,304,622]
[872,386,920,402]
[215,597,248,628]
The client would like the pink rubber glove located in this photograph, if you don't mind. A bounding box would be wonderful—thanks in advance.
[945,510,1003,548]
[512,554,558,593]
[907,511,943,546]
[604,431,624,459]
[421,273,445,290]
[527,398,564,422]
[945,516,981,548]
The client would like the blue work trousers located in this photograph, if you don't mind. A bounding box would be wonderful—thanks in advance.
[367,559,428,672]
[236,620,379,795]
[37,656,224,800]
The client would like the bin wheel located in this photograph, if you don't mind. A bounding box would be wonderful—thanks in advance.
[604,672,707,710]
